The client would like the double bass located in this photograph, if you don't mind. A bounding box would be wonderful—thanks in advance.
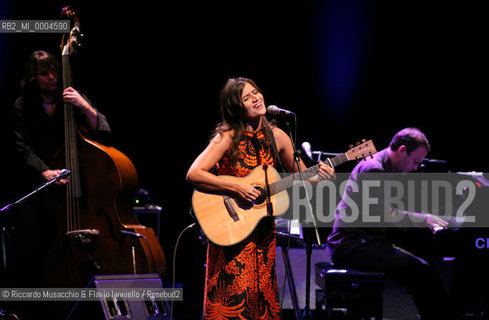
[45,7,166,289]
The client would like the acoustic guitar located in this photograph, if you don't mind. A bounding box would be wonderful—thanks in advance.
[192,139,377,246]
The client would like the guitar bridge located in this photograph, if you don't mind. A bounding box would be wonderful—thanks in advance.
[223,196,239,222]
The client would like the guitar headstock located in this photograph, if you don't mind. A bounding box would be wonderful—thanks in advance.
[60,6,83,56]
[346,139,377,161]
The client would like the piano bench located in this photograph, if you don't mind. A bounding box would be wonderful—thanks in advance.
[315,262,384,320]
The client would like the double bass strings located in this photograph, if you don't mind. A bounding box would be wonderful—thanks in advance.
[62,51,81,232]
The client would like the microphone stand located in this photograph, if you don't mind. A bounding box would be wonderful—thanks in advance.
[120,229,145,274]
[0,171,70,213]
[283,115,320,320]
[311,151,340,163]
[0,170,70,284]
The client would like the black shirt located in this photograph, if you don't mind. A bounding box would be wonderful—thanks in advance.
[12,93,111,178]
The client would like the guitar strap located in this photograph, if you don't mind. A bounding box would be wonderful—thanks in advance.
[270,133,286,174]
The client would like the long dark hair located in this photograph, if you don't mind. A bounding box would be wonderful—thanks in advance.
[214,77,275,164]
[20,50,60,96]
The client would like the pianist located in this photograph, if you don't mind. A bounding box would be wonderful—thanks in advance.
[327,128,454,320]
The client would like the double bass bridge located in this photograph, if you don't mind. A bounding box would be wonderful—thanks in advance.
[66,229,100,244]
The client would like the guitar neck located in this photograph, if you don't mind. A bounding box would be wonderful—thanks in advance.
[270,152,349,195]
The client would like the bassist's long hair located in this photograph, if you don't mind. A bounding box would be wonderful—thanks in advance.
[21,50,60,96]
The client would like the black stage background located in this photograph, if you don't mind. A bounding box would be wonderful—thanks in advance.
[0,1,486,319]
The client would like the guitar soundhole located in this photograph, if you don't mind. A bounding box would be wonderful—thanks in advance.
[253,187,266,205]
[234,187,266,209]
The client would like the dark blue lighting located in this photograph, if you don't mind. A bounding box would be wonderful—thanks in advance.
[314,0,373,117]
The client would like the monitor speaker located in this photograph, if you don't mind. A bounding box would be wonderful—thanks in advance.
[94,273,171,320]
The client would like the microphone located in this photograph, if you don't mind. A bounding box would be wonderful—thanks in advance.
[267,105,296,116]
[301,141,313,160]
[57,169,71,180]
[422,158,447,165]
[120,229,145,238]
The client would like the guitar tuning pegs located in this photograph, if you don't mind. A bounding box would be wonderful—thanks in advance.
[355,141,361,146]
[362,139,366,143]
[349,144,354,149]
[370,154,374,159]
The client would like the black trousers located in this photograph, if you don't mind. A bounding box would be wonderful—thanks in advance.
[329,236,454,320]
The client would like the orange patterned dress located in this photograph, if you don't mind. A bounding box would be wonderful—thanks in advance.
[203,128,281,320]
